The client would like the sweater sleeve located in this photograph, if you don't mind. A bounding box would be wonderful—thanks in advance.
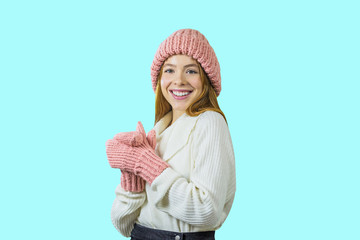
[150,111,236,228]
[111,184,146,237]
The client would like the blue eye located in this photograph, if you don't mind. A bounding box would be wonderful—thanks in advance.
[164,69,174,73]
[187,69,198,74]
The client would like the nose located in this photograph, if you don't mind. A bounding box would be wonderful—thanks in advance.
[173,71,187,85]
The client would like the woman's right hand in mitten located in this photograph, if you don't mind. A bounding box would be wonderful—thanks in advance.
[106,121,169,184]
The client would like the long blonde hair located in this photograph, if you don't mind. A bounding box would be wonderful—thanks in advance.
[154,59,226,124]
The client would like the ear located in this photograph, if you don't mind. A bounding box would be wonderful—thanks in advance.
[146,130,157,150]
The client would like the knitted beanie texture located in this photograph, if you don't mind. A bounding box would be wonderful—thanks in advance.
[151,28,221,96]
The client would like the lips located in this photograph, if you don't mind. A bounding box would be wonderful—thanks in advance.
[170,89,193,100]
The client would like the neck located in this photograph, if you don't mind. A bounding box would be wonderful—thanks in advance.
[170,110,185,126]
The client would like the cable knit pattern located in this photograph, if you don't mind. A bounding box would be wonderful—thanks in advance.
[110,111,236,236]
[151,29,222,96]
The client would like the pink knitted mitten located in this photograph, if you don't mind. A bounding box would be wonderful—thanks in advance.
[113,131,143,147]
[120,170,145,192]
[118,130,157,192]
[106,122,168,184]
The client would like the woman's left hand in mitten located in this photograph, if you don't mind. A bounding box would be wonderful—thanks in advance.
[120,170,146,192]
[106,122,169,184]
[119,130,157,192]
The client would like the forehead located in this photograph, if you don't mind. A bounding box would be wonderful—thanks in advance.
[164,54,198,65]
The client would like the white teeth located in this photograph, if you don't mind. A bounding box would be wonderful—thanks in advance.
[172,91,191,96]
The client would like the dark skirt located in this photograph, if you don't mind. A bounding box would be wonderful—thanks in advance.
[130,223,215,240]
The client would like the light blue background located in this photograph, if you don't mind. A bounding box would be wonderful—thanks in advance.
[1,0,359,239]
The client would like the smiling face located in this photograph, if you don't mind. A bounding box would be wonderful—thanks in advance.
[160,55,203,120]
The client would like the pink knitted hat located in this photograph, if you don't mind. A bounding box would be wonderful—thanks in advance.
[151,29,221,96]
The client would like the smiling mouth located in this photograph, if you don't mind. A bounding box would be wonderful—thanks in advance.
[170,90,193,99]
[171,90,192,96]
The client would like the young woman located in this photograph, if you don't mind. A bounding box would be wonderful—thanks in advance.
[106,28,236,240]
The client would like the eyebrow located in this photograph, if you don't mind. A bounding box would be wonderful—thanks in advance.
[163,63,199,68]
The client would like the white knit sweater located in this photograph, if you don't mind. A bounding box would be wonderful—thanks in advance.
[111,111,236,237]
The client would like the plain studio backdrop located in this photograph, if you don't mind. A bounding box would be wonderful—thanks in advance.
[0,0,359,239]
